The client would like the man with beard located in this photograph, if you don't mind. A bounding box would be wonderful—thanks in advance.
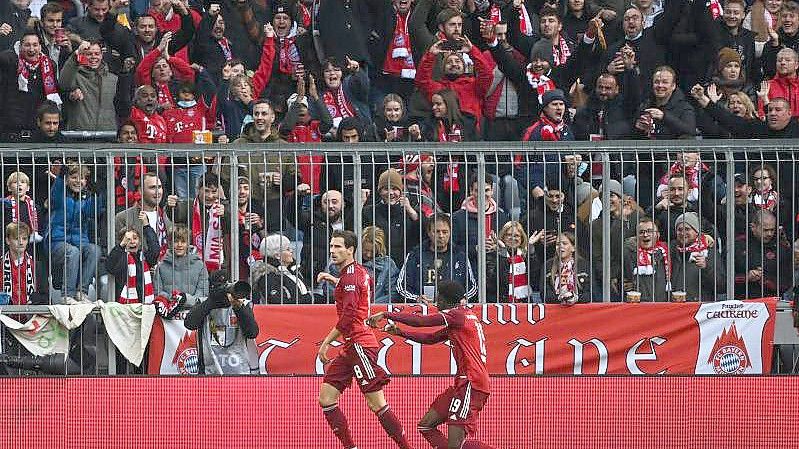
[114,172,179,263]
[129,85,167,143]
[298,190,354,296]
[595,7,665,96]
[650,173,702,241]
[573,72,639,140]
[734,209,793,299]
[0,31,62,139]
[719,173,754,241]
[416,35,492,130]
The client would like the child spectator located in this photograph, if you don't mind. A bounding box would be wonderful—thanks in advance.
[3,171,42,243]
[2,223,39,305]
[154,224,209,307]
[107,225,159,303]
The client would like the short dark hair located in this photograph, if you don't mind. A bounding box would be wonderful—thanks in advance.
[200,173,220,189]
[41,2,65,17]
[469,174,494,190]
[436,280,465,309]
[36,101,61,122]
[332,229,358,251]
[117,226,140,243]
[339,117,361,134]
[117,120,138,138]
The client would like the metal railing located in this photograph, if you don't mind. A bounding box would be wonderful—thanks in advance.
[0,141,797,374]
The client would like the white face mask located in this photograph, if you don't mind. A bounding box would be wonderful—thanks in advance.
[177,100,197,108]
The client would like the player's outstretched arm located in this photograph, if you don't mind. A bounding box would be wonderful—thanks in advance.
[396,327,449,345]
[385,311,446,328]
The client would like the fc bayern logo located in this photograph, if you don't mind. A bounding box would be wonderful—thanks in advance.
[711,345,748,374]
[176,348,198,375]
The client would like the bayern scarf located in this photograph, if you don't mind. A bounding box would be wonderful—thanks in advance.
[3,251,35,305]
[192,198,223,271]
[6,194,39,233]
[17,51,61,105]
[118,252,155,304]
[635,241,671,277]
[507,250,530,302]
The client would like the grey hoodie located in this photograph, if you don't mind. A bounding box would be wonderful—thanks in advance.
[154,249,209,306]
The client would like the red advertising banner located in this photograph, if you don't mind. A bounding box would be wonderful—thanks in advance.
[2,376,798,448]
[149,299,776,375]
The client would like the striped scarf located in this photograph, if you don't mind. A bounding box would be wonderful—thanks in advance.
[6,194,39,233]
[192,198,223,272]
[554,258,576,297]
[507,251,530,302]
[3,251,34,305]
[118,252,154,304]
[635,241,671,277]
[752,188,778,211]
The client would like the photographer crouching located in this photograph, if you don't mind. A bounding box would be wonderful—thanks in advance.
[184,270,260,374]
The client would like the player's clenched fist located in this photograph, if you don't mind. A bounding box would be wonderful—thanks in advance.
[366,312,385,328]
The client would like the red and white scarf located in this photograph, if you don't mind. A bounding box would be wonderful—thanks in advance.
[553,36,571,66]
[507,251,530,302]
[218,37,233,61]
[518,5,534,36]
[383,11,416,78]
[676,233,710,257]
[708,0,723,19]
[278,34,300,74]
[299,3,312,27]
[6,194,39,233]
[155,81,173,109]
[489,4,502,24]
[118,252,155,304]
[239,209,263,265]
[3,251,35,305]
[461,195,498,236]
[524,70,556,103]
[442,162,460,193]
[154,207,169,261]
[192,198,223,271]
[635,241,671,277]
[554,258,576,296]
[437,121,463,142]
[323,87,356,120]
[752,188,778,211]
[17,52,60,104]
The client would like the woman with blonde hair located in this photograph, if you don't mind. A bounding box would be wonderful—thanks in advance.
[486,221,545,303]
[361,226,400,303]
[541,232,598,304]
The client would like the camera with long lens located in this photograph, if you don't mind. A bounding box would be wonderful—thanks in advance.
[221,281,252,300]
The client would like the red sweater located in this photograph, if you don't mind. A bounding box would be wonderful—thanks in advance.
[415,47,494,126]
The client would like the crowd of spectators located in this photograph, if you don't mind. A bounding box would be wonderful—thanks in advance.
[0,0,797,309]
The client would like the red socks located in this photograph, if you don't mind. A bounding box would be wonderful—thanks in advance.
[322,403,356,449]
[376,405,412,449]
[418,424,448,448]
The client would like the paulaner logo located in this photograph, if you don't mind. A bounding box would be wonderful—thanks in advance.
[707,323,752,375]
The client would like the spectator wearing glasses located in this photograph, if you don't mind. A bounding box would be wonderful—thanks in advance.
[623,217,671,302]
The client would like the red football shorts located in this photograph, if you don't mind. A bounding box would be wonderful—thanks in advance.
[323,343,390,394]
[430,378,490,434]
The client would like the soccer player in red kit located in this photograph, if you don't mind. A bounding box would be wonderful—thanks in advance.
[368,280,496,449]
[317,230,412,449]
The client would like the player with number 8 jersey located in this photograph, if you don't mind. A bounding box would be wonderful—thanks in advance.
[317,230,412,449]
[369,280,496,449]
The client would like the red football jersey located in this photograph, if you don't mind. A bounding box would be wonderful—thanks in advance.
[163,102,215,143]
[441,306,490,393]
[334,262,378,348]
[130,107,168,143]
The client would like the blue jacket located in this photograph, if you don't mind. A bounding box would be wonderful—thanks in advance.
[46,175,104,246]
[364,255,399,303]
[397,240,477,301]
